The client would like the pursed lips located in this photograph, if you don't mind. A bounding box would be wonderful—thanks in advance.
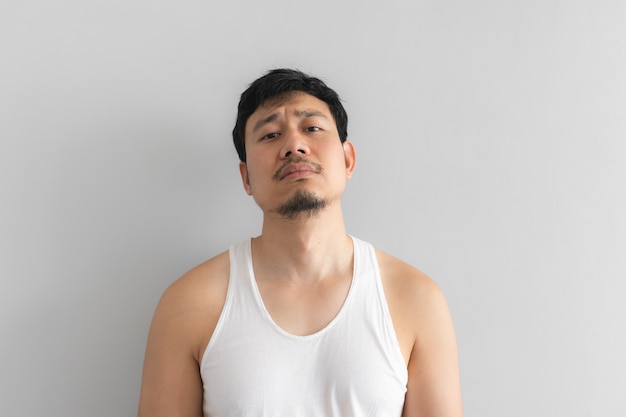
[278,163,318,180]
[273,159,323,181]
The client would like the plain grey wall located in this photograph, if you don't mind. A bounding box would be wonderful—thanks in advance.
[1,1,625,416]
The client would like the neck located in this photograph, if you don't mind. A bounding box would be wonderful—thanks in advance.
[252,202,353,283]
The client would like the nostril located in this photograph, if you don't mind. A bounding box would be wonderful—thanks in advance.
[297,149,305,154]
[285,150,292,157]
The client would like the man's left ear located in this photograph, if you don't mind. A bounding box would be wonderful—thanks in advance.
[343,141,356,179]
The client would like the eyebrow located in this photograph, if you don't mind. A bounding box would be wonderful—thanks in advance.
[252,110,328,133]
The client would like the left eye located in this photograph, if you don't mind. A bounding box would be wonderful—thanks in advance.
[306,126,321,132]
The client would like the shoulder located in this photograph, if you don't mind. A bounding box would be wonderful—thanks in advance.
[152,250,231,361]
[138,250,232,416]
[374,248,463,416]
[161,250,230,309]
[374,248,453,356]
[375,248,446,313]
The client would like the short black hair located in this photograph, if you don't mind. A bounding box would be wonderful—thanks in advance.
[232,68,348,162]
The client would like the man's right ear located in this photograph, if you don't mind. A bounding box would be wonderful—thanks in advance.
[239,162,253,195]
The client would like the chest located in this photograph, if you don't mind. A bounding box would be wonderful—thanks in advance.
[201,313,407,417]
[255,275,353,336]
[200,239,410,416]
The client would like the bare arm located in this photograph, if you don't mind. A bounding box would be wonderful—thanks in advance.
[137,253,229,417]
[402,278,463,417]
[378,250,463,417]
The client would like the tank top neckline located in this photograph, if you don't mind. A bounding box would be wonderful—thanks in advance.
[244,235,359,340]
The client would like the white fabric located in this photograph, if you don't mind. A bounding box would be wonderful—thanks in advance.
[200,236,408,417]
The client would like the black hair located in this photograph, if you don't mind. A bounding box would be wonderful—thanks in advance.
[232,68,348,162]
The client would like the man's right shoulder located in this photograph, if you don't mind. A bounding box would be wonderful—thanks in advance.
[149,250,231,362]
[140,250,232,395]
[160,250,231,311]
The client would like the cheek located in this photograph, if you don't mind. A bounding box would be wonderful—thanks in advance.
[244,158,272,188]
[327,146,349,173]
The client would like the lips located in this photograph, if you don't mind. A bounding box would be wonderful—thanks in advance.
[279,163,318,180]
[273,158,323,181]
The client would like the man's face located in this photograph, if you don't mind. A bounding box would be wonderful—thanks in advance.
[239,92,355,219]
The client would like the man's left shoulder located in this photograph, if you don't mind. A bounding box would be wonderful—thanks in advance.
[373,248,456,368]
[374,248,450,320]
[375,249,439,293]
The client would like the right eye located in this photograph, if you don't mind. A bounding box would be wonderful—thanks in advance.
[261,132,279,140]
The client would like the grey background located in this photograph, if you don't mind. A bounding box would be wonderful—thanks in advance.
[2,1,625,416]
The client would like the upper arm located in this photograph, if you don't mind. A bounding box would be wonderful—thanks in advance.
[377,251,463,417]
[402,279,463,417]
[137,254,229,417]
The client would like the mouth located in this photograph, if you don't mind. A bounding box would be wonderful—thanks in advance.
[273,157,323,181]
[280,164,317,180]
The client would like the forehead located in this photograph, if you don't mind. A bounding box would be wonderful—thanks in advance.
[245,92,332,130]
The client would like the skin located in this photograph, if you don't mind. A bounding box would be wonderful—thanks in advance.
[137,92,463,417]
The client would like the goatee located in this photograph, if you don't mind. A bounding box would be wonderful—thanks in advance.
[275,189,328,220]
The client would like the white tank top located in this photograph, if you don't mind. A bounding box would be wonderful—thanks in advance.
[200,236,408,417]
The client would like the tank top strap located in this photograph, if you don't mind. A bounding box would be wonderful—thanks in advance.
[349,236,407,376]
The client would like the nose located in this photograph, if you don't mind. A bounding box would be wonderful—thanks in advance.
[280,129,309,158]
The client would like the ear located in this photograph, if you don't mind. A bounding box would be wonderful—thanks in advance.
[239,162,253,195]
[342,141,356,179]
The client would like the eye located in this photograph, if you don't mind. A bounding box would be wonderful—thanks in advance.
[305,126,321,132]
[260,132,279,141]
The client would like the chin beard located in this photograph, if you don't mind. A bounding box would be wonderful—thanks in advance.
[275,189,328,220]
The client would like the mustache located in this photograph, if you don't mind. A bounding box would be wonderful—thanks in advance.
[272,156,323,181]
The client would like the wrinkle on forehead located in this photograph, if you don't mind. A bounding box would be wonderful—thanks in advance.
[250,92,332,133]
[256,91,331,115]
[259,90,302,109]
[252,109,328,133]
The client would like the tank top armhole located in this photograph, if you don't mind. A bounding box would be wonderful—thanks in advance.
[366,240,409,380]
[199,243,238,369]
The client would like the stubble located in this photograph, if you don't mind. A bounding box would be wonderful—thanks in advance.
[275,189,328,220]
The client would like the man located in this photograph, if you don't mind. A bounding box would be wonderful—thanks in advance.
[138,69,463,417]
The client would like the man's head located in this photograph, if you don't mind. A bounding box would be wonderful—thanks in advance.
[233,68,348,162]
